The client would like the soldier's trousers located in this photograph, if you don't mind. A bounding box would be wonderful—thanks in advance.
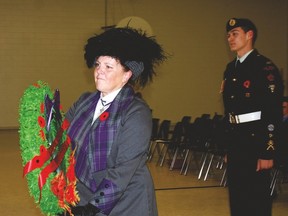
[226,130,272,216]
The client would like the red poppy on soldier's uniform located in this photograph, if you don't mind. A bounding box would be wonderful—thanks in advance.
[267,74,275,81]
[243,80,250,88]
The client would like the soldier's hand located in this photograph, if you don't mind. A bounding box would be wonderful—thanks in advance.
[224,154,227,163]
[256,159,273,171]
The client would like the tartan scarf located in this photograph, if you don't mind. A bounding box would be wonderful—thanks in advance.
[68,85,135,192]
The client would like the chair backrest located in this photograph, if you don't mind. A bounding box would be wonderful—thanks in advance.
[181,116,192,138]
[201,113,211,120]
[171,121,184,142]
[186,117,213,149]
[151,118,160,140]
[157,120,171,140]
[212,113,223,122]
[181,116,192,124]
[210,114,227,152]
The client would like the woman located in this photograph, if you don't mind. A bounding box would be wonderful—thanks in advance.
[65,27,166,216]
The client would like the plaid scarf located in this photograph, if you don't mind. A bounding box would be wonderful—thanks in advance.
[68,85,134,192]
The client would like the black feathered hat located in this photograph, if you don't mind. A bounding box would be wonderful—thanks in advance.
[84,27,166,87]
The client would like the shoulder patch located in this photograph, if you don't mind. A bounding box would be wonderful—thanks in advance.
[264,65,275,71]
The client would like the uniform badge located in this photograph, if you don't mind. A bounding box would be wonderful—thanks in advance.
[267,140,275,150]
[269,84,275,93]
[245,93,250,97]
[267,124,274,131]
[229,19,236,26]
[264,66,275,71]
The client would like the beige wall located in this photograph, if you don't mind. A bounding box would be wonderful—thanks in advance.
[0,0,287,128]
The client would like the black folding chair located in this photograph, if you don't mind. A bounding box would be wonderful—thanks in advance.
[180,116,212,176]
[148,119,171,162]
[147,118,160,161]
[155,121,184,167]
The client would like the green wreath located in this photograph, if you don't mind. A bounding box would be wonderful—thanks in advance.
[19,80,79,216]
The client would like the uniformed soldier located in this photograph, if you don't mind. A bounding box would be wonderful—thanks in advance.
[221,18,283,216]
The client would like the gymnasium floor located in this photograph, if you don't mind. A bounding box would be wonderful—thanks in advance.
[0,129,287,216]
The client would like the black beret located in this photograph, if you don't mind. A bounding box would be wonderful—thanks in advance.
[226,18,257,33]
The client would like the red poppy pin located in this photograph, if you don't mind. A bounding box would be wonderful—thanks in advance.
[243,80,250,88]
[267,74,275,81]
[100,112,109,121]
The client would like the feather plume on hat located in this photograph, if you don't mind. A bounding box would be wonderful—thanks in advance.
[84,27,166,87]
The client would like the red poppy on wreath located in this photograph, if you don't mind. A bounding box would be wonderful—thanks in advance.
[100,112,109,121]
[39,130,45,141]
[33,83,40,88]
[38,116,46,128]
[66,136,71,144]
[243,80,250,88]
[40,103,45,114]
[61,118,70,130]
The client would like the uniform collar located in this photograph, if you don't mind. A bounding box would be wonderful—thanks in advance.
[237,49,254,63]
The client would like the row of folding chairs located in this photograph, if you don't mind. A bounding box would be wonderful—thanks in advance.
[148,115,288,196]
[147,114,228,185]
[147,115,191,165]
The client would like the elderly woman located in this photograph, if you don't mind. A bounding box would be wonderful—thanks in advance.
[64,27,166,216]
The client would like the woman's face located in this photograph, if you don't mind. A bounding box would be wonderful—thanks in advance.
[94,56,132,96]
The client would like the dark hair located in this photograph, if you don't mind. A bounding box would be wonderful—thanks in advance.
[241,25,257,45]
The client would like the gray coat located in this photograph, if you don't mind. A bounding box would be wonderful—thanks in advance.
[66,88,158,216]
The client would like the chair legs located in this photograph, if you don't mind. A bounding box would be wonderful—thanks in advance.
[155,142,165,166]
[220,166,227,187]
[180,150,204,176]
[197,151,227,185]
[198,151,209,179]
[156,142,171,167]
[147,140,155,161]
[149,140,164,163]
[169,147,179,170]
[150,134,228,186]
[270,168,280,196]
[180,149,190,174]
[204,153,214,181]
